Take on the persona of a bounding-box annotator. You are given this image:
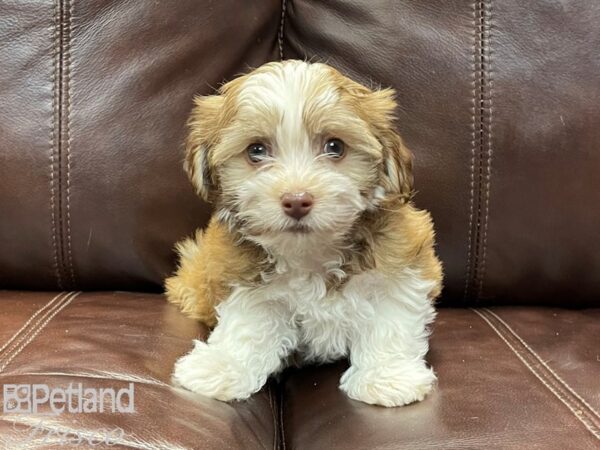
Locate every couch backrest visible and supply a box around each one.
[1,0,599,307]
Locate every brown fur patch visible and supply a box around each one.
[368,203,443,299]
[325,201,443,300]
[164,218,265,326]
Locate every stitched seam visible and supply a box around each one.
[0,292,80,373]
[57,0,67,287]
[472,309,600,439]
[484,310,600,428]
[465,0,491,303]
[477,1,493,299]
[485,309,600,420]
[463,0,479,303]
[475,309,600,439]
[480,309,600,436]
[0,292,77,372]
[0,292,78,373]
[472,0,487,302]
[0,293,66,356]
[278,0,287,60]
[49,0,63,289]
[0,295,72,367]
[64,0,76,287]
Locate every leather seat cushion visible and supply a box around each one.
[0,291,277,449]
[0,291,597,449]
[280,307,600,450]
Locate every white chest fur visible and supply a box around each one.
[254,266,437,365]
[174,262,438,407]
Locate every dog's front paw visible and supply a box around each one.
[339,361,436,407]
[172,340,261,401]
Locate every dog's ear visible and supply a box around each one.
[184,95,224,202]
[379,121,414,203]
[362,88,414,202]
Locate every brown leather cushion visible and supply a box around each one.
[285,0,600,306]
[2,1,600,306]
[281,307,600,450]
[0,291,277,449]
[0,0,280,291]
[1,291,597,448]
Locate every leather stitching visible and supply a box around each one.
[0,292,80,373]
[485,309,600,420]
[0,292,78,373]
[474,308,600,439]
[472,308,600,440]
[0,293,65,357]
[473,0,486,300]
[463,0,478,303]
[464,0,492,303]
[50,0,63,289]
[473,0,485,297]
[64,0,76,287]
[50,0,77,289]
[472,0,486,302]
[477,1,493,299]
[278,0,287,60]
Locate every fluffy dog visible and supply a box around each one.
[165,60,443,407]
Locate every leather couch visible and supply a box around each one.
[1,1,598,448]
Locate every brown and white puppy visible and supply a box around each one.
[165,60,442,407]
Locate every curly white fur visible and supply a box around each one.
[173,263,437,407]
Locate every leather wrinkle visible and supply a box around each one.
[0,371,170,386]
[279,379,286,450]
[268,383,277,450]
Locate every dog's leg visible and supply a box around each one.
[339,273,437,407]
[172,285,297,401]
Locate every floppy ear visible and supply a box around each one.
[184,95,224,202]
[361,88,414,202]
[379,125,414,202]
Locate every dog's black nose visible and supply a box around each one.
[281,192,314,220]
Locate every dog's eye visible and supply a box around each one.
[323,138,345,159]
[246,143,269,163]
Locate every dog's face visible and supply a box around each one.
[185,61,413,249]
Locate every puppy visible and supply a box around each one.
[165,60,443,407]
